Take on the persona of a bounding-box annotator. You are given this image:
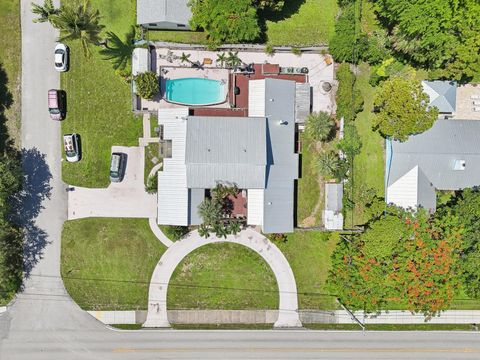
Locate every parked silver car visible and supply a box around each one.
[110,152,126,182]
[63,133,81,162]
[54,43,69,72]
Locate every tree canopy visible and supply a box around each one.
[374,0,480,80]
[373,76,438,141]
[327,207,462,317]
[305,111,334,142]
[189,0,261,45]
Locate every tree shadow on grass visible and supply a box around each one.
[10,148,53,277]
[257,0,307,43]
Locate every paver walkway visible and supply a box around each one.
[143,228,302,328]
[68,146,156,219]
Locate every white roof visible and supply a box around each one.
[157,108,190,225]
[247,189,264,226]
[132,48,150,76]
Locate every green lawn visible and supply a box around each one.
[146,30,208,44]
[277,231,339,310]
[61,0,142,188]
[61,218,165,310]
[0,0,21,148]
[297,135,321,226]
[168,243,278,310]
[264,0,338,46]
[346,63,385,227]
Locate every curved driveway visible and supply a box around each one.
[143,228,302,328]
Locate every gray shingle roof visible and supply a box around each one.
[137,0,191,26]
[422,80,457,114]
[389,119,480,191]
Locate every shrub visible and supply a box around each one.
[160,225,189,241]
[337,123,362,158]
[265,43,275,55]
[335,64,363,123]
[267,233,287,242]
[145,174,158,194]
[134,71,159,100]
[291,47,301,56]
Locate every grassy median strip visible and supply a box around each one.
[168,243,279,310]
[61,218,165,310]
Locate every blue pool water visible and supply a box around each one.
[164,77,225,105]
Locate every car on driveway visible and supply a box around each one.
[110,152,126,182]
[48,89,65,120]
[63,133,81,162]
[54,43,69,72]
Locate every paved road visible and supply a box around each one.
[0,1,479,359]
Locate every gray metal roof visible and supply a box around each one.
[189,188,204,225]
[295,83,311,123]
[185,116,267,189]
[262,78,299,233]
[389,119,480,190]
[325,183,343,212]
[417,167,436,212]
[422,80,457,114]
[137,0,191,26]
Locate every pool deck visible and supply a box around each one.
[146,47,335,115]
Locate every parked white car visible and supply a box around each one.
[63,133,81,162]
[54,43,69,72]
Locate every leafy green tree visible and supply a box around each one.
[373,76,438,141]
[31,0,58,23]
[305,112,334,142]
[189,0,260,45]
[253,0,284,10]
[99,26,136,71]
[337,123,362,158]
[335,64,363,123]
[134,71,159,100]
[51,0,104,57]
[327,207,462,317]
[329,4,359,63]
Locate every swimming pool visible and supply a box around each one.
[164,77,226,106]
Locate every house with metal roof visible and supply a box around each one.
[137,0,192,30]
[156,78,299,233]
[422,80,457,118]
[386,119,480,212]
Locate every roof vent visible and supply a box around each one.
[453,159,466,171]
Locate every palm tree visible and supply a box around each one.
[317,151,340,180]
[99,26,136,70]
[51,0,104,57]
[179,52,192,65]
[214,223,228,239]
[226,51,242,68]
[197,198,222,226]
[216,52,227,68]
[227,220,241,235]
[31,0,58,23]
[306,112,335,142]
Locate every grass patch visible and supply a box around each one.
[0,0,21,148]
[277,231,339,310]
[345,63,385,227]
[111,324,144,330]
[168,243,278,310]
[146,30,208,44]
[61,218,165,310]
[172,324,274,330]
[306,323,478,331]
[297,135,321,226]
[264,0,338,46]
[144,142,161,184]
[61,0,142,188]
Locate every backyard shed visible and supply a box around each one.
[323,183,344,230]
[137,0,192,30]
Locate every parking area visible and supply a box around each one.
[67,146,157,220]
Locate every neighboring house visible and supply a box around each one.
[422,80,457,118]
[386,119,480,212]
[323,183,343,230]
[137,0,192,30]
[157,78,299,233]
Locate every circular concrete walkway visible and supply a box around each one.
[143,228,302,328]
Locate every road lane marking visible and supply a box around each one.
[113,347,480,353]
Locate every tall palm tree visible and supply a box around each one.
[226,51,242,68]
[31,0,58,23]
[216,52,227,68]
[179,52,192,65]
[51,0,104,57]
[306,111,334,142]
[99,26,136,70]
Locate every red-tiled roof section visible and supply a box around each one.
[191,107,248,117]
[228,192,247,218]
[262,63,280,74]
[232,64,307,109]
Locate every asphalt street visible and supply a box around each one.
[0,1,478,359]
